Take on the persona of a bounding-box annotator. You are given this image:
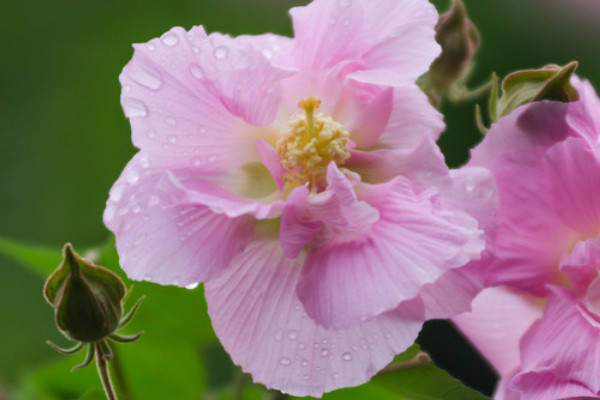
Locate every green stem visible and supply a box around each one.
[95,342,118,400]
[233,370,246,400]
[110,346,133,400]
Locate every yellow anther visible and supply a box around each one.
[276,97,350,191]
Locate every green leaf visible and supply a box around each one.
[0,237,62,277]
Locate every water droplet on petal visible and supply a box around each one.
[161,33,179,46]
[214,46,228,59]
[126,168,139,184]
[288,330,298,340]
[339,0,351,6]
[342,352,353,361]
[165,117,177,126]
[262,48,273,59]
[146,43,156,51]
[298,342,306,349]
[123,85,132,92]
[147,129,156,138]
[301,359,309,367]
[186,282,199,290]
[192,46,200,53]
[122,98,148,117]
[110,184,126,202]
[465,176,475,192]
[139,155,150,168]
[190,64,204,79]
[302,374,309,380]
[192,156,204,167]
[148,195,160,207]
[207,155,217,163]
[280,357,291,366]
[128,63,162,90]
[320,349,329,357]
[104,205,116,222]
[274,329,284,341]
[168,135,177,144]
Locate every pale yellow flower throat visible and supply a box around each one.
[276,97,350,191]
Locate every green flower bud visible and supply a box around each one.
[430,0,480,89]
[44,243,126,342]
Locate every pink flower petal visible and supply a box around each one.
[205,238,423,397]
[289,0,439,86]
[506,288,600,399]
[120,26,292,172]
[297,175,484,329]
[103,153,253,286]
[280,186,322,258]
[568,76,600,145]
[452,287,544,377]
[544,137,600,237]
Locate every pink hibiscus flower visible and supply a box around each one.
[105,0,491,395]
[454,77,600,399]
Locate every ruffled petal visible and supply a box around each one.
[289,0,439,85]
[506,288,600,399]
[205,238,423,397]
[544,137,600,237]
[120,26,292,172]
[469,101,574,167]
[297,175,484,329]
[103,153,253,286]
[345,84,443,150]
[452,287,544,377]
[568,76,600,145]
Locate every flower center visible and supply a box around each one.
[276,97,350,190]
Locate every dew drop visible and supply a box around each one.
[207,155,217,163]
[262,48,273,59]
[139,155,150,168]
[214,46,229,59]
[302,374,309,380]
[168,135,177,144]
[301,359,309,367]
[280,357,291,366]
[274,329,284,341]
[320,349,329,357]
[104,205,116,222]
[192,156,204,167]
[147,129,156,138]
[189,64,204,79]
[298,342,306,349]
[192,46,200,53]
[122,97,148,117]
[288,330,298,340]
[128,63,162,90]
[161,33,179,47]
[465,176,475,192]
[126,168,140,184]
[123,85,132,92]
[342,352,353,361]
[165,117,177,126]
[146,43,156,51]
[109,184,126,202]
[186,282,199,290]
[134,234,146,246]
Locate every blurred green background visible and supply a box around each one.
[1,0,598,398]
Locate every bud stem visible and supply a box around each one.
[96,342,118,400]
